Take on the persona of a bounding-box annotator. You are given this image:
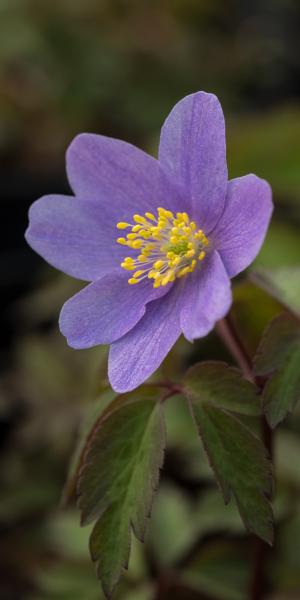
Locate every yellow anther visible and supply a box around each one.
[154,260,164,270]
[133,270,146,278]
[158,219,167,228]
[153,277,163,288]
[121,262,135,271]
[152,231,162,240]
[117,206,208,288]
[185,249,195,259]
[149,271,157,279]
[177,266,190,278]
[131,240,143,249]
[162,270,175,286]
[117,237,128,245]
[139,229,151,238]
[133,214,147,224]
[117,222,131,229]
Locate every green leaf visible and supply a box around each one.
[251,267,300,317]
[77,387,166,597]
[254,313,300,428]
[62,389,116,506]
[183,361,262,416]
[182,362,273,544]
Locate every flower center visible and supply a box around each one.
[116,207,209,288]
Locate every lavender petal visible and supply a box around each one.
[180,251,232,341]
[212,175,273,277]
[159,91,227,232]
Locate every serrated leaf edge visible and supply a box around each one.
[183,360,262,417]
[253,312,300,428]
[186,394,274,543]
[78,397,166,598]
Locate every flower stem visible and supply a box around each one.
[217,314,273,600]
[216,314,254,382]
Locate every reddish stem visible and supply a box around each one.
[216,314,254,382]
[217,314,273,600]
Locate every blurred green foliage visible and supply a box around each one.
[1,0,300,598]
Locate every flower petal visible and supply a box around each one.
[158,91,228,231]
[180,251,232,341]
[108,283,184,392]
[66,133,185,218]
[25,194,126,281]
[59,275,168,348]
[212,175,273,278]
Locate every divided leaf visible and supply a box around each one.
[182,362,273,544]
[77,387,166,597]
[182,361,262,416]
[62,389,116,506]
[254,313,300,428]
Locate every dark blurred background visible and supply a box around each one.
[1,1,300,599]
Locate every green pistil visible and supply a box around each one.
[163,241,189,255]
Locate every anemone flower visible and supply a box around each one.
[25,91,273,392]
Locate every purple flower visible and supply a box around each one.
[25,92,273,392]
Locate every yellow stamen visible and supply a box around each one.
[145,212,156,220]
[133,214,147,225]
[133,270,146,278]
[154,260,164,270]
[117,237,127,245]
[121,262,135,271]
[117,222,131,229]
[153,277,163,288]
[117,207,209,288]
[131,240,143,249]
